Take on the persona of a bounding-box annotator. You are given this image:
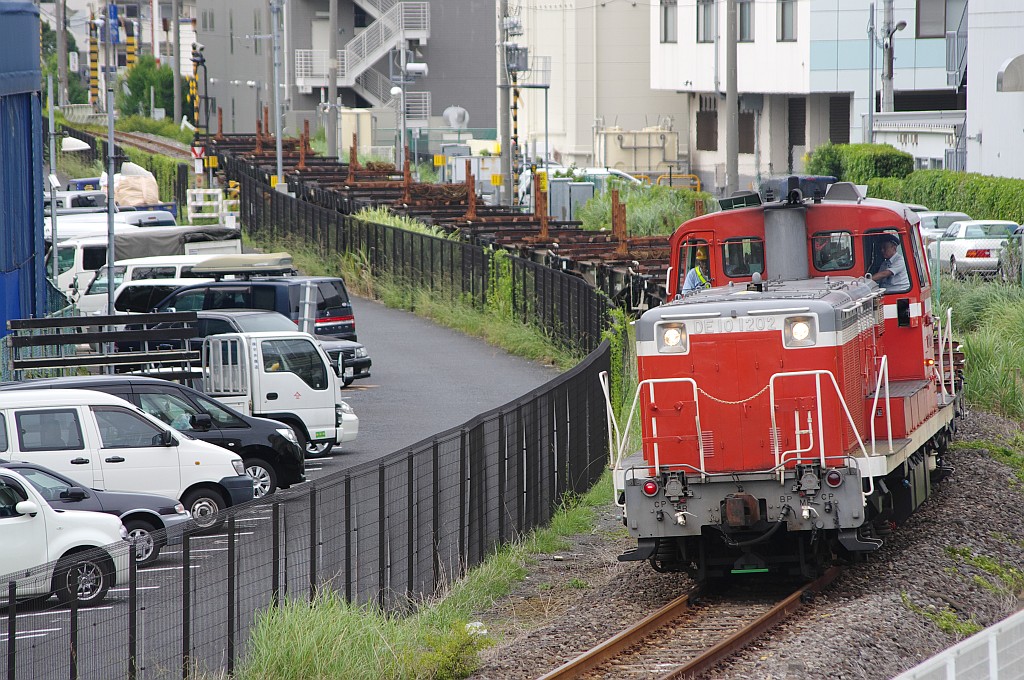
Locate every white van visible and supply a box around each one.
[78,266,216,316]
[44,213,137,243]
[0,467,131,606]
[0,390,254,526]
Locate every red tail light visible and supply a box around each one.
[825,470,843,488]
[642,480,659,497]
[965,249,991,258]
[316,315,354,324]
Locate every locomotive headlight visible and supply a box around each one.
[657,322,688,354]
[784,316,817,347]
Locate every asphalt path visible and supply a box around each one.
[3,293,563,679]
[303,294,561,478]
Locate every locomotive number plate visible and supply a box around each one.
[689,317,778,334]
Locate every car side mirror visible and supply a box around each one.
[190,413,214,431]
[153,430,177,446]
[59,487,88,501]
[15,500,40,516]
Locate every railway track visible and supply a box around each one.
[114,130,193,159]
[539,567,840,680]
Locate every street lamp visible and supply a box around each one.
[390,85,405,167]
[866,3,906,141]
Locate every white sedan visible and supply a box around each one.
[926,220,1020,277]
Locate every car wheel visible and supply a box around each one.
[245,458,278,498]
[182,488,226,530]
[293,424,332,458]
[54,552,113,606]
[123,519,161,566]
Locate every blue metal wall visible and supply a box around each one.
[0,2,45,334]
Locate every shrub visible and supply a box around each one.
[805,142,912,183]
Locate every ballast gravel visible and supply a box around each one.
[471,408,1024,679]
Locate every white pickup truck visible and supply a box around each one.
[202,331,358,457]
[0,467,131,606]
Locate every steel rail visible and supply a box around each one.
[539,566,840,680]
[661,566,842,679]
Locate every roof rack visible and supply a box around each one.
[189,252,296,278]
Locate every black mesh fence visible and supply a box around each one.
[2,345,608,679]
[4,155,612,679]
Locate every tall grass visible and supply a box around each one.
[934,276,1024,418]
[574,183,716,236]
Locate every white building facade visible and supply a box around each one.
[651,0,964,194]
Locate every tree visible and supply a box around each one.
[41,21,88,105]
[117,55,175,116]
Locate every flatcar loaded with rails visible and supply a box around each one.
[606,179,964,582]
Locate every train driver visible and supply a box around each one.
[869,233,910,291]
[682,246,712,292]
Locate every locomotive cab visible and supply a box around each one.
[609,183,962,582]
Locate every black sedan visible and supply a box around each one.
[0,461,191,566]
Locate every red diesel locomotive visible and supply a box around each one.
[608,180,962,581]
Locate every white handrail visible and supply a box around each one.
[868,355,893,456]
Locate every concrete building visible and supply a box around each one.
[651,0,968,195]
[193,0,496,153]
[515,1,690,171]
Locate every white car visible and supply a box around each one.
[78,277,214,317]
[926,219,1020,277]
[0,389,255,527]
[0,467,130,606]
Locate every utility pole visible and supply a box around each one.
[881,0,894,113]
[866,2,875,142]
[172,0,181,123]
[271,0,284,188]
[326,0,338,158]
[724,0,738,196]
[56,0,68,105]
[499,0,511,206]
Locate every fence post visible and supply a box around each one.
[226,516,236,675]
[309,486,318,603]
[344,476,353,602]
[128,549,138,680]
[431,439,440,591]
[181,532,191,680]
[69,580,78,680]
[378,464,386,609]
[271,502,280,607]
[459,429,467,577]
[406,454,414,598]
[498,412,507,546]
[7,581,16,680]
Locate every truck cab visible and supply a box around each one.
[202,331,358,456]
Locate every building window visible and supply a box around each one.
[697,0,715,43]
[738,0,753,42]
[917,0,944,38]
[739,111,755,153]
[828,95,851,144]
[354,7,369,28]
[696,95,718,151]
[777,0,796,41]
[661,0,678,44]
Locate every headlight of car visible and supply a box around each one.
[160,503,188,516]
[119,523,129,541]
[656,322,688,354]
[232,458,246,475]
[276,427,299,445]
[355,347,368,358]
[337,401,355,415]
[784,316,817,347]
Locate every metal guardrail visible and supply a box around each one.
[893,608,1024,680]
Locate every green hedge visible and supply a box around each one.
[867,169,1024,223]
[806,142,913,184]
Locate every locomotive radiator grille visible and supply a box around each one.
[700,430,715,458]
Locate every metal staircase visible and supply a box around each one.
[295,2,429,93]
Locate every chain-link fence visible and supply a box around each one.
[924,227,1024,304]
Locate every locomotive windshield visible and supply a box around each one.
[811,231,854,272]
[720,237,764,277]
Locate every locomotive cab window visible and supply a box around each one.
[720,237,764,277]
[678,239,711,292]
[811,231,854,272]
[865,230,911,294]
